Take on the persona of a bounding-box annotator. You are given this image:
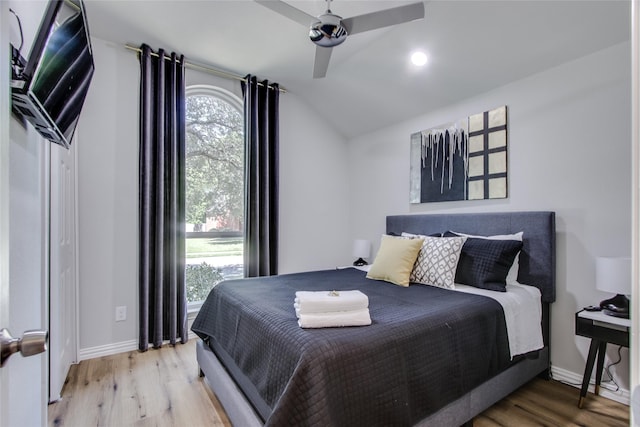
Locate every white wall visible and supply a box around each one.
[279,91,351,273]
[347,41,632,401]
[76,38,139,351]
[76,37,350,352]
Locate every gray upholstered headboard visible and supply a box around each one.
[386,211,556,303]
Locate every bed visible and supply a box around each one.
[192,211,556,426]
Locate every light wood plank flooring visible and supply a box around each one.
[49,340,629,426]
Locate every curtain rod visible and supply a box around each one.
[124,44,286,93]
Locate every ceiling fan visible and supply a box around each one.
[255,0,425,78]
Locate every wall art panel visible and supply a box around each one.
[410,106,508,203]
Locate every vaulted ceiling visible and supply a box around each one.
[84,0,630,139]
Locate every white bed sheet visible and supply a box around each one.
[453,282,544,358]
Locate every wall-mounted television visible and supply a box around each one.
[10,0,95,149]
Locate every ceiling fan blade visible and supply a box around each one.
[342,2,425,35]
[254,0,316,27]
[313,46,333,79]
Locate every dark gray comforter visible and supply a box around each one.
[192,268,511,427]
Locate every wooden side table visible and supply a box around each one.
[575,309,630,408]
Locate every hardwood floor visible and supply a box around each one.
[49,340,629,426]
[49,340,231,427]
[474,377,629,427]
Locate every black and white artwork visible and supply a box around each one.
[410,106,508,203]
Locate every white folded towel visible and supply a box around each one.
[294,290,369,314]
[297,308,372,329]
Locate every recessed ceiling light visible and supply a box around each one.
[411,51,428,66]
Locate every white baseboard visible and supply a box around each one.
[78,339,138,361]
[551,365,630,406]
[78,332,199,361]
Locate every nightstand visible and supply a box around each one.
[575,309,630,408]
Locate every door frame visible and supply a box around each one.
[48,134,80,402]
[73,135,80,366]
[631,2,639,424]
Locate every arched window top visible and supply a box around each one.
[186,84,242,113]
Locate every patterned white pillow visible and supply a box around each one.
[407,235,466,289]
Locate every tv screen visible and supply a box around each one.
[10,0,94,148]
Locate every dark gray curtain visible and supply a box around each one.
[242,75,279,277]
[138,44,187,351]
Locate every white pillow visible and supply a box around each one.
[448,230,523,284]
[401,231,442,238]
[402,233,466,289]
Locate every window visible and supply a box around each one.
[185,85,244,305]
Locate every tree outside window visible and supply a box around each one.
[185,86,244,304]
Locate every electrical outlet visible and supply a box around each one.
[115,306,127,322]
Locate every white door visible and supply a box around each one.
[49,138,78,402]
[1,2,48,426]
[1,6,9,425]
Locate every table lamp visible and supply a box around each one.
[596,256,631,318]
[352,239,371,266]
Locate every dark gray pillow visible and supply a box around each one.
[444,232,523,292]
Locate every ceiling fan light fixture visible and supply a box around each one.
[411,51,428,66]
[309,13,348,47]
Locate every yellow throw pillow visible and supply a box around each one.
[366,235,424,287]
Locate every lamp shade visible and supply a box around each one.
[596,257,631,295]
[352,239,371,259]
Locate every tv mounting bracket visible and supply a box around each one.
[10,44,27,89]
